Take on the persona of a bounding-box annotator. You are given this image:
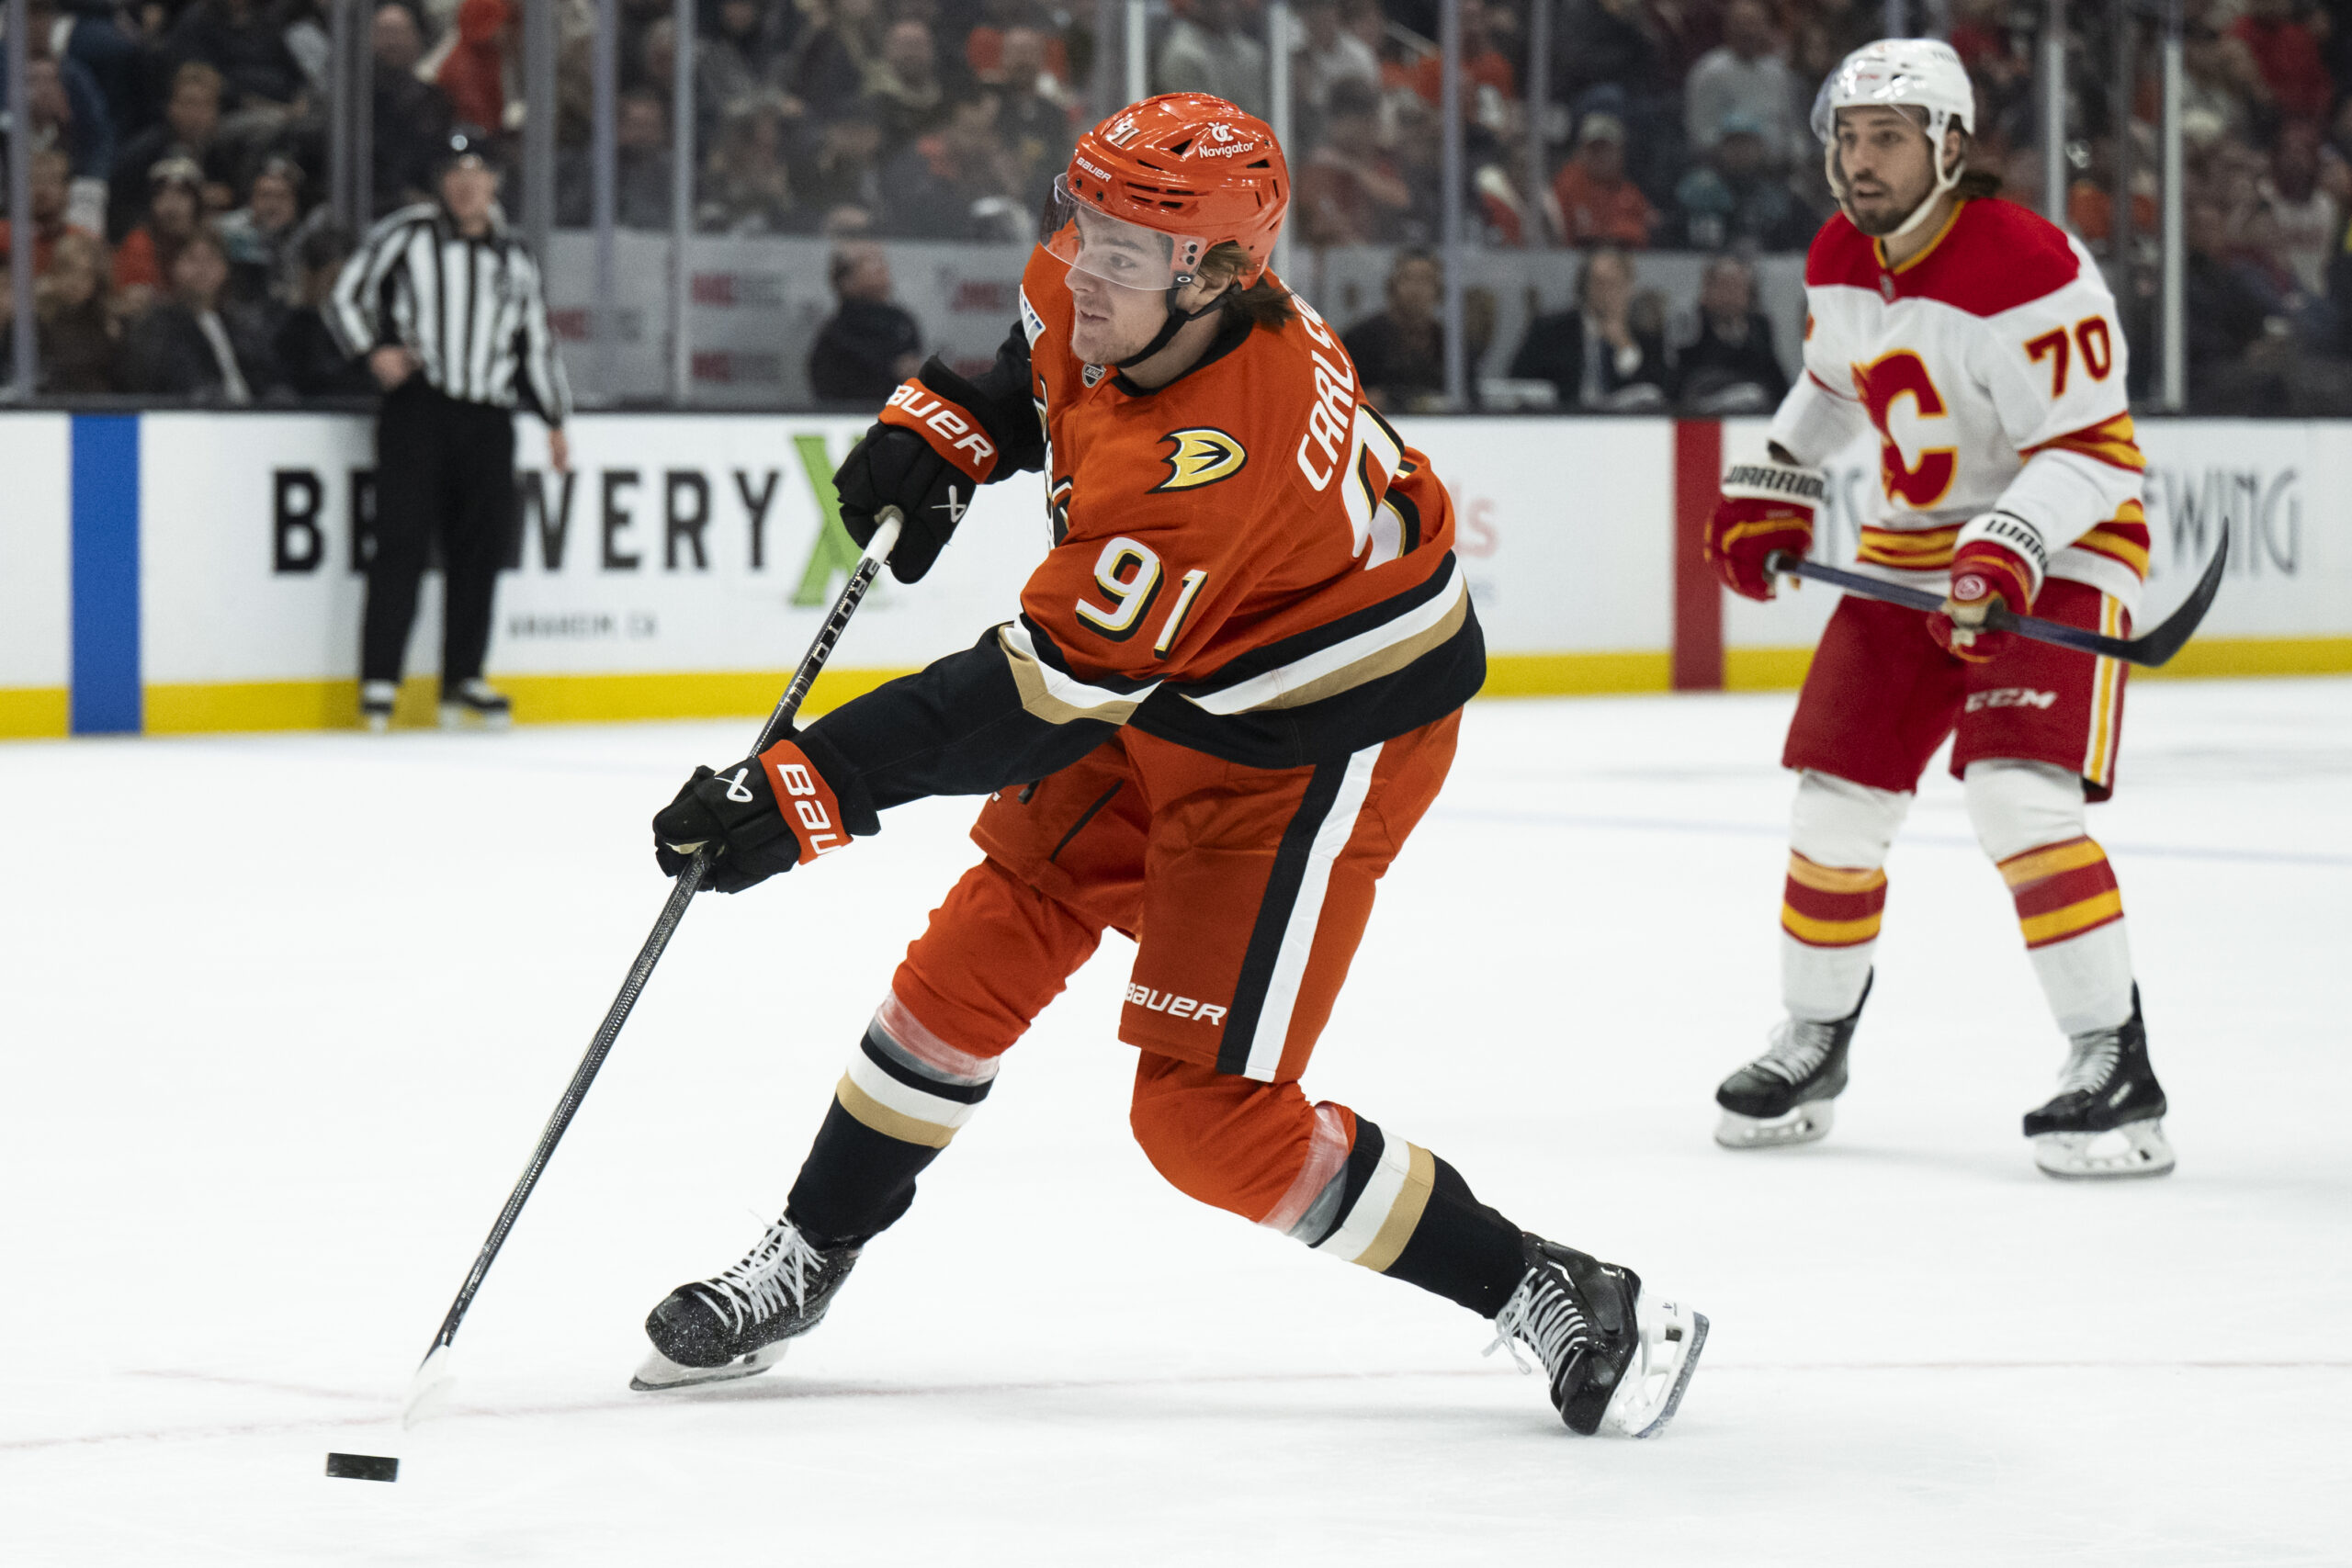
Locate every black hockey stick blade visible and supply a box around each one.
[1765,530,2229,670]
[400,511,904,1428]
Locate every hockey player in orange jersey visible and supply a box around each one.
[1706,40,2174,1179]
[628,95,1705,1434]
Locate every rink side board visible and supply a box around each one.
[1,412,2346,739]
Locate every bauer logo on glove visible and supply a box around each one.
[652,738,860,893]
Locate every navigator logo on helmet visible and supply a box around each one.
[1042,92,1291,365]
[1813,39,1974,239]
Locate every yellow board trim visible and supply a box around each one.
[2019,888,2125,946]
[0,686,70,739]
[1481,651,1670,695]
[16,637,2352,739]
[139,667,918,734]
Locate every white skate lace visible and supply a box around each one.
[2055,1028,2123,1097]
[1483,1264,1591,1382]
[1749,1017,1838,1086]
[696,1222,823,1334]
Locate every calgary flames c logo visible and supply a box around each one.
[1155,428,1248,491]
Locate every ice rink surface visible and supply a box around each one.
[6,678,2348,1565]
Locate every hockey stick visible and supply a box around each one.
[401,511,902,1427]
[1765,530,2229,670]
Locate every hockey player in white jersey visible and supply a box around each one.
[1704,39,2173,1179]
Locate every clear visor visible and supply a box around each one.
[1041,175,1206,291]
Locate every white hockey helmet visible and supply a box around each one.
[1812,39,1976,238]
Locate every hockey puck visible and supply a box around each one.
[324,1451,399,1483]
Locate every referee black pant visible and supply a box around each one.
[361,378,517,689]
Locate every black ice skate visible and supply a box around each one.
[2024,986,2174,1180]
[360,680,397,734]
[631,1217,864,1391]
[1485,1235,1707,1438]
[438,679,513,731]
[1714,973,1871,1149]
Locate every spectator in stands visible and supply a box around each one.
[1552,111,1654,248]
[807,240,922,402]
[7,52,115,191]
[559,91,675,228]
[2185,196,2280,410]
[1293,0,1379,124]
[108,62,236,240]
[867,18,948,152]
[1157,0,1272,120]
[119,227,273,403]
[699,0,801,130]
[217,156,309,309]
[1295,77,1410,246]
[1670,113,1815,251]
[2183,18,2267,150]
[1343,248,1450,411]
[702,99,803,233]
[34,231,122,393]
[437,0,514,133]
[273,223,376,398]
[114,157,208,312]
[793,103,888,231]
[2262,123,2338,294]
[1673,254,1789,412]
[1411,0,1515,107]
[170,0,309,114]
[880,87,1023,240]
[2233,0,2333,126]
[1508,246,1670,410]
[372,4,456,216]
[790,0,887,124]
[995,28,1077,209]
[0,150,91,278]
[1683,0,1800,171]
[969,0,1073,97]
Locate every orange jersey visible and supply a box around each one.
[1001,247,1483,767]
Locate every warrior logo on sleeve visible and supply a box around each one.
[1154,428,1249,491]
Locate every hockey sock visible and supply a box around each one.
[785,992,1001,1246]
[1781,770,1907,1022]
[1998,836,2135,1035]
[1780,852,1886,1021]
[1272,1113,1526,1318]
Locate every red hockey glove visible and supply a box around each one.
[1707,455,1825,601]
[652,738,854,893]
[1930,525,2041,663]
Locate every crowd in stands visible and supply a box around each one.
[6,0,2352,410]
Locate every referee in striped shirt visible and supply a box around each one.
[330,128,572,732]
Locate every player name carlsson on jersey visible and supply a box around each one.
[1777,197,2150,615]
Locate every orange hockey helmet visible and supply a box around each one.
[1045,93,1290,291]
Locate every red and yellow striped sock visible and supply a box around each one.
[1999,836,2123,948]
[1781,852,1888,948]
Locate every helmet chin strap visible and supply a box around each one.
[1115,277,1227,369]
[1826,115,1967,242]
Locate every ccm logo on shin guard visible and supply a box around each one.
[1126,984,1227,1025]
[1965,687,2058,712]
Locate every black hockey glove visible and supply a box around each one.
[831,424,967,585]
[652,738,855,894]
[835,370,1001,584]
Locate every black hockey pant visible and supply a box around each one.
[361,380,517,689]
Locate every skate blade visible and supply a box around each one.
[1715,1099,1834,1149]
[1598,1292,1709,1439]
[2032,1120,2176,1180]
[629,1340,790,1393]
[438,705,513,732]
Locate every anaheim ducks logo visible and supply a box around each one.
[1155,428,1248,491]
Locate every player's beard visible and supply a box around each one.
[1838,149,1939,237]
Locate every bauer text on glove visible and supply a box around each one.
[651,739,862,894]
[831,366,1003,583]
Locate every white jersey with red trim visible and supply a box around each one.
[1767,197,2150,614]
